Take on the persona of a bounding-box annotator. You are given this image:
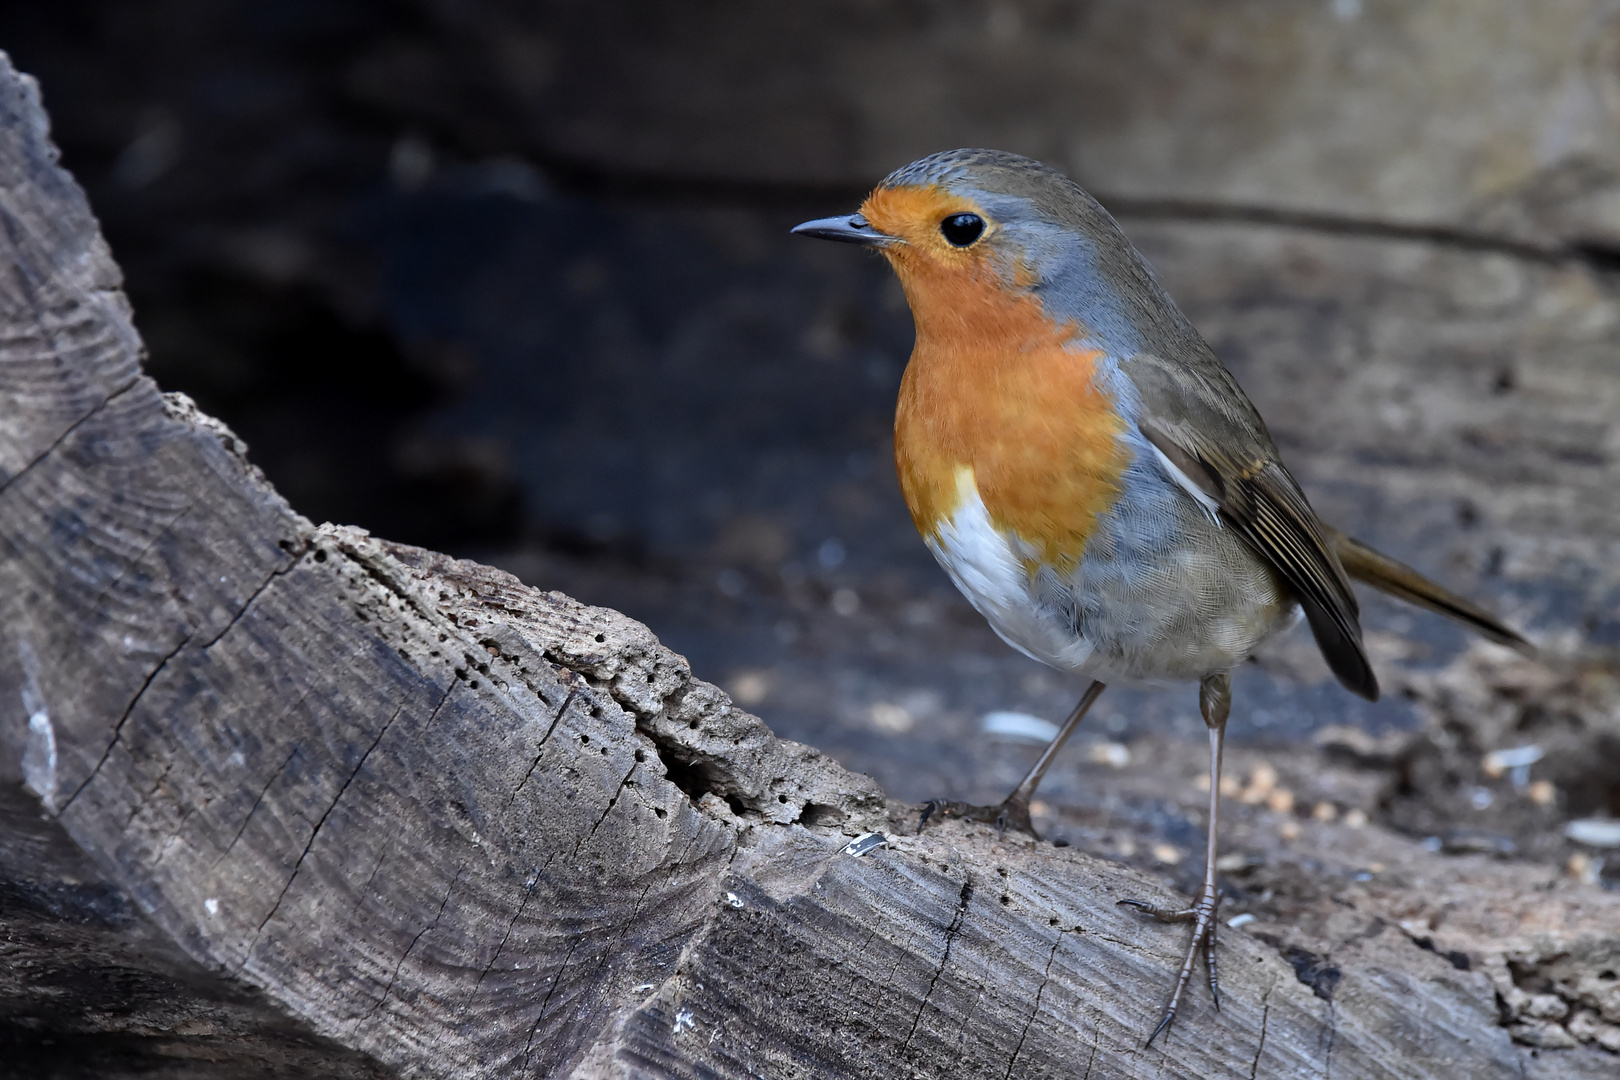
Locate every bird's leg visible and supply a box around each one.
[990,679,1107,834]
[919,681,1106,837]
[1119,671,1230,1046]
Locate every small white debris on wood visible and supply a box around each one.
[1569,1009,1620,1052]
[1086,741,1130,767]
[980,711,1058,743]
[19,639,56,806]
[1567,852,1604,885]
[1507,1019,1579,1049]
[1521,993,1568,1021]
[1481,744,1542,789]
[1237,762,1278,805]
[1151,843,1182,864]
[1566,819,1620,848]
[842,832,888,857]
[868,702,914,733]
[728,670,771,707]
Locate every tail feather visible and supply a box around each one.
[1323,525,1532,653]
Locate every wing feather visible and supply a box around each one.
[1128,353,1378,700]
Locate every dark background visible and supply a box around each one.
[4,0,1618,819]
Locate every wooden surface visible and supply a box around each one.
[2,49,1619,1080]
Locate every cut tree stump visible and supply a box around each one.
[1,51,1617,1080]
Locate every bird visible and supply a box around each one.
[792,148,1529,1045]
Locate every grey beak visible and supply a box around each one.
[790,213,897,246]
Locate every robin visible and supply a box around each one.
[793,148,1528,1044]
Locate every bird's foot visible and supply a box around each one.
[917,795,1037,838]
[1118,884,1222,1047]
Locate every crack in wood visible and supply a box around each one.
[362,857,470,1032]
[902,876,973,1054]
[337,540,447,631]
[1249,983,1272,1080]
[1324,996,1337,1080]
[0,374,137,499]
[465,853,554,1012]
[122,758,173,831]
[347,846,391,928]
[58,629,191,815]
[622,864,660,928]
[573,759,642,860]
[521,935,583,1078]
[509,684,581,806]
[60,545,305,817]
[842,924,884,1013]
[82,496,200,617]
[244,691,426,964]
[205,679,326,869]
[1003,930,1064,1080]
[659,830,705,896]
[197,549,305,649]
[218,743,303,863]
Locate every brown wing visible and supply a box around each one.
[1125,352,1378,701]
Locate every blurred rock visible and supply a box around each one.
[406,0,1620,246]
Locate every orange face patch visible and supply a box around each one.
[866,183,1129,572]
[862,184,996,267]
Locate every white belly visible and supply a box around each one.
[926,465,1298,685]
[925,475,1098,671]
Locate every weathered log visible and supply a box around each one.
[2,52,1618,1080]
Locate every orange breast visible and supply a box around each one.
[868,191,1129,572]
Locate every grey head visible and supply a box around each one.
[797,148,1210,362]
[896,149,1212,360]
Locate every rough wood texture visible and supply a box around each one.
[2,51,1618,1080]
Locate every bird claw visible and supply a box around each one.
[1145,1009,1176,1049]
[916,796,1038,838]
[917,799,940,833]
[1116,898,1198,924]
[1121,887,1223,1047]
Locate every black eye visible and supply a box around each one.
[940,213,985,247]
